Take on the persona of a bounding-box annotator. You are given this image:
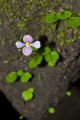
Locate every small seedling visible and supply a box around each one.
[44,51,59,67]
[5,71,17,83]
[66,91,72,96]
[20,72,32,83]
[22,88,34,101]
[48,107,56,114]
[19,115,24,120]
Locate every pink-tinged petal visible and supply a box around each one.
[15,41,25,48]
[23,35,33,43]
[22,46,32,56]
[30,41,41,49]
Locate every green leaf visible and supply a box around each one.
[48,61,56,67]
[67,17,80,28]
[56,10,72,20]
[6,71,17,83]
[44,54,52,62]
[17,70,24,76]
[51,51,59,61]
[28,88,34,92]
[63,10,72,18]
[59,10,72,19]
[20,72,32,83]
[43,46,51,55]
[28,55,43,68]
[44,13,58,24]
[22,88,34,101]
[56,12,64,19]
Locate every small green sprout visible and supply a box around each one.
[48,107,56,114]
[5,71,17,83]
[19,115,24,120]
[22,88,34,101]
[20,72,32,83]
[28,55,43,68]
[68,17,80,28]
[66,91,72,96]
[44,51,59,67]
[17,70,24,76]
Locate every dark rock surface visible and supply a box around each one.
[0,0,80,120]
[1,79,80,120]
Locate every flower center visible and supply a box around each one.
[25,42,30,46]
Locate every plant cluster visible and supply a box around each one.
[22,88,34,101]
[44,10,80,28]
[28,46,59,68]
[43,47,59,67]
[6,70,32,83]
[6,43,59,102]
[5,70,34,101]
[5,9,77,112]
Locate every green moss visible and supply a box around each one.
[59,30,65,42]
[57,29,76,46]
[22,88,34,101]
[17,21,26,30]
[16,17,31,30]
[20,72,32,83]
[6,71,17,83]
[57,30,65,46]
[65,39,75,45]
[40,0,49,9]
[0,18,2,25]
[12,0,18,4]
[77,12,80,16]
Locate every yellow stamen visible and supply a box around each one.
[26,42,30,46]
